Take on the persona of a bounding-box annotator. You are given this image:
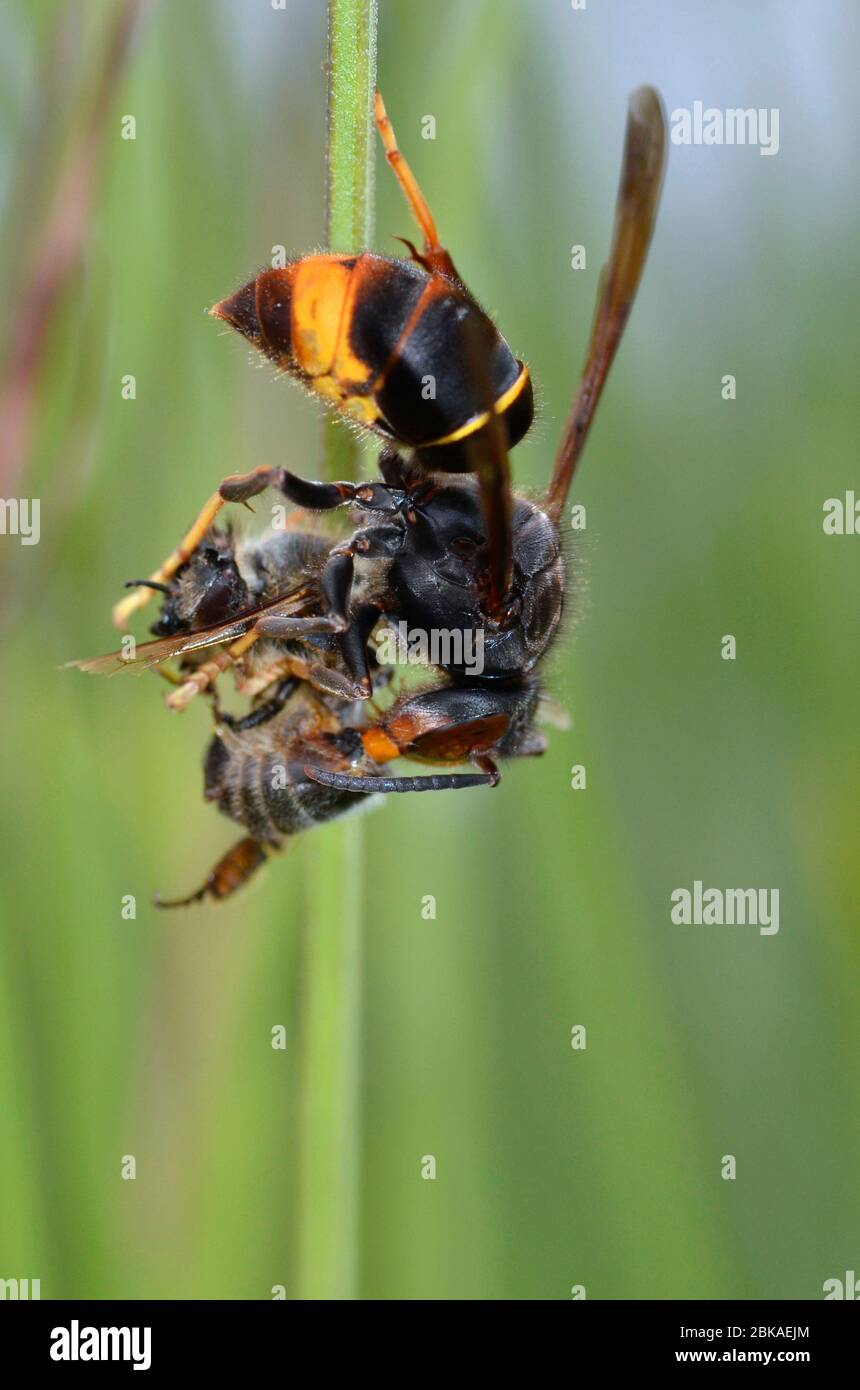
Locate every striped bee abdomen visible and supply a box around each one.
[203,720,373,848]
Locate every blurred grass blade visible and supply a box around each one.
[295,0,378,1301]
[0,0,144,497]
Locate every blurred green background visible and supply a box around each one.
[1,0,858,1300]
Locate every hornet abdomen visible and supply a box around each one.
[211,252,533,469]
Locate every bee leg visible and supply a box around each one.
[154,836,269,908]
[373,90,460,282]
[151,663,186,688]
[233,650,337,701]
[112,466,277,630]
[166,629,261,712]
[237,636,368,701]
[217,677,299,733]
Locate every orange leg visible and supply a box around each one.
[234,648,372,703]
[166,628,368,713]
[112,466,278,631]
[374,89,459,281]
[112,491,225,630]
[166,629,261,712]
[234,650,309,700]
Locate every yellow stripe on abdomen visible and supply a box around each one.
[422,363,532,448]
[290,256,353,378]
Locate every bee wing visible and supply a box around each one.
[66,585,317,676]
[545,86,667,522]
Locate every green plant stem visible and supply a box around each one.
[322,0,378,481]
[295,0,378,1302]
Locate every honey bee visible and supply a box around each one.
[156,679,380,905]
[115,522,372,711]
[157,671,512,906]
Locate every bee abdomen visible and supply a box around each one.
[204,736,282,846]
[264,762,364,837]
[205,729,368,845]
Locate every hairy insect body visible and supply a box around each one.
[152,528,331,638]
[213,253,533,470]
[204,696,379,849]
[388,482,565,678]
[75,87,666,904]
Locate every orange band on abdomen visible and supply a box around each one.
[290,255,354,378]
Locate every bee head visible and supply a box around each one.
[150,533,250,637]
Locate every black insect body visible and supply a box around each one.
[72,87,667,901]
[73,465,563,703]
[110,90,534,633]
[366,479,566,680]
[74,523,380,709]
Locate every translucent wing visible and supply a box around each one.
[66,585,317,676]
[444,309,515,616]
[545,86,667,522]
